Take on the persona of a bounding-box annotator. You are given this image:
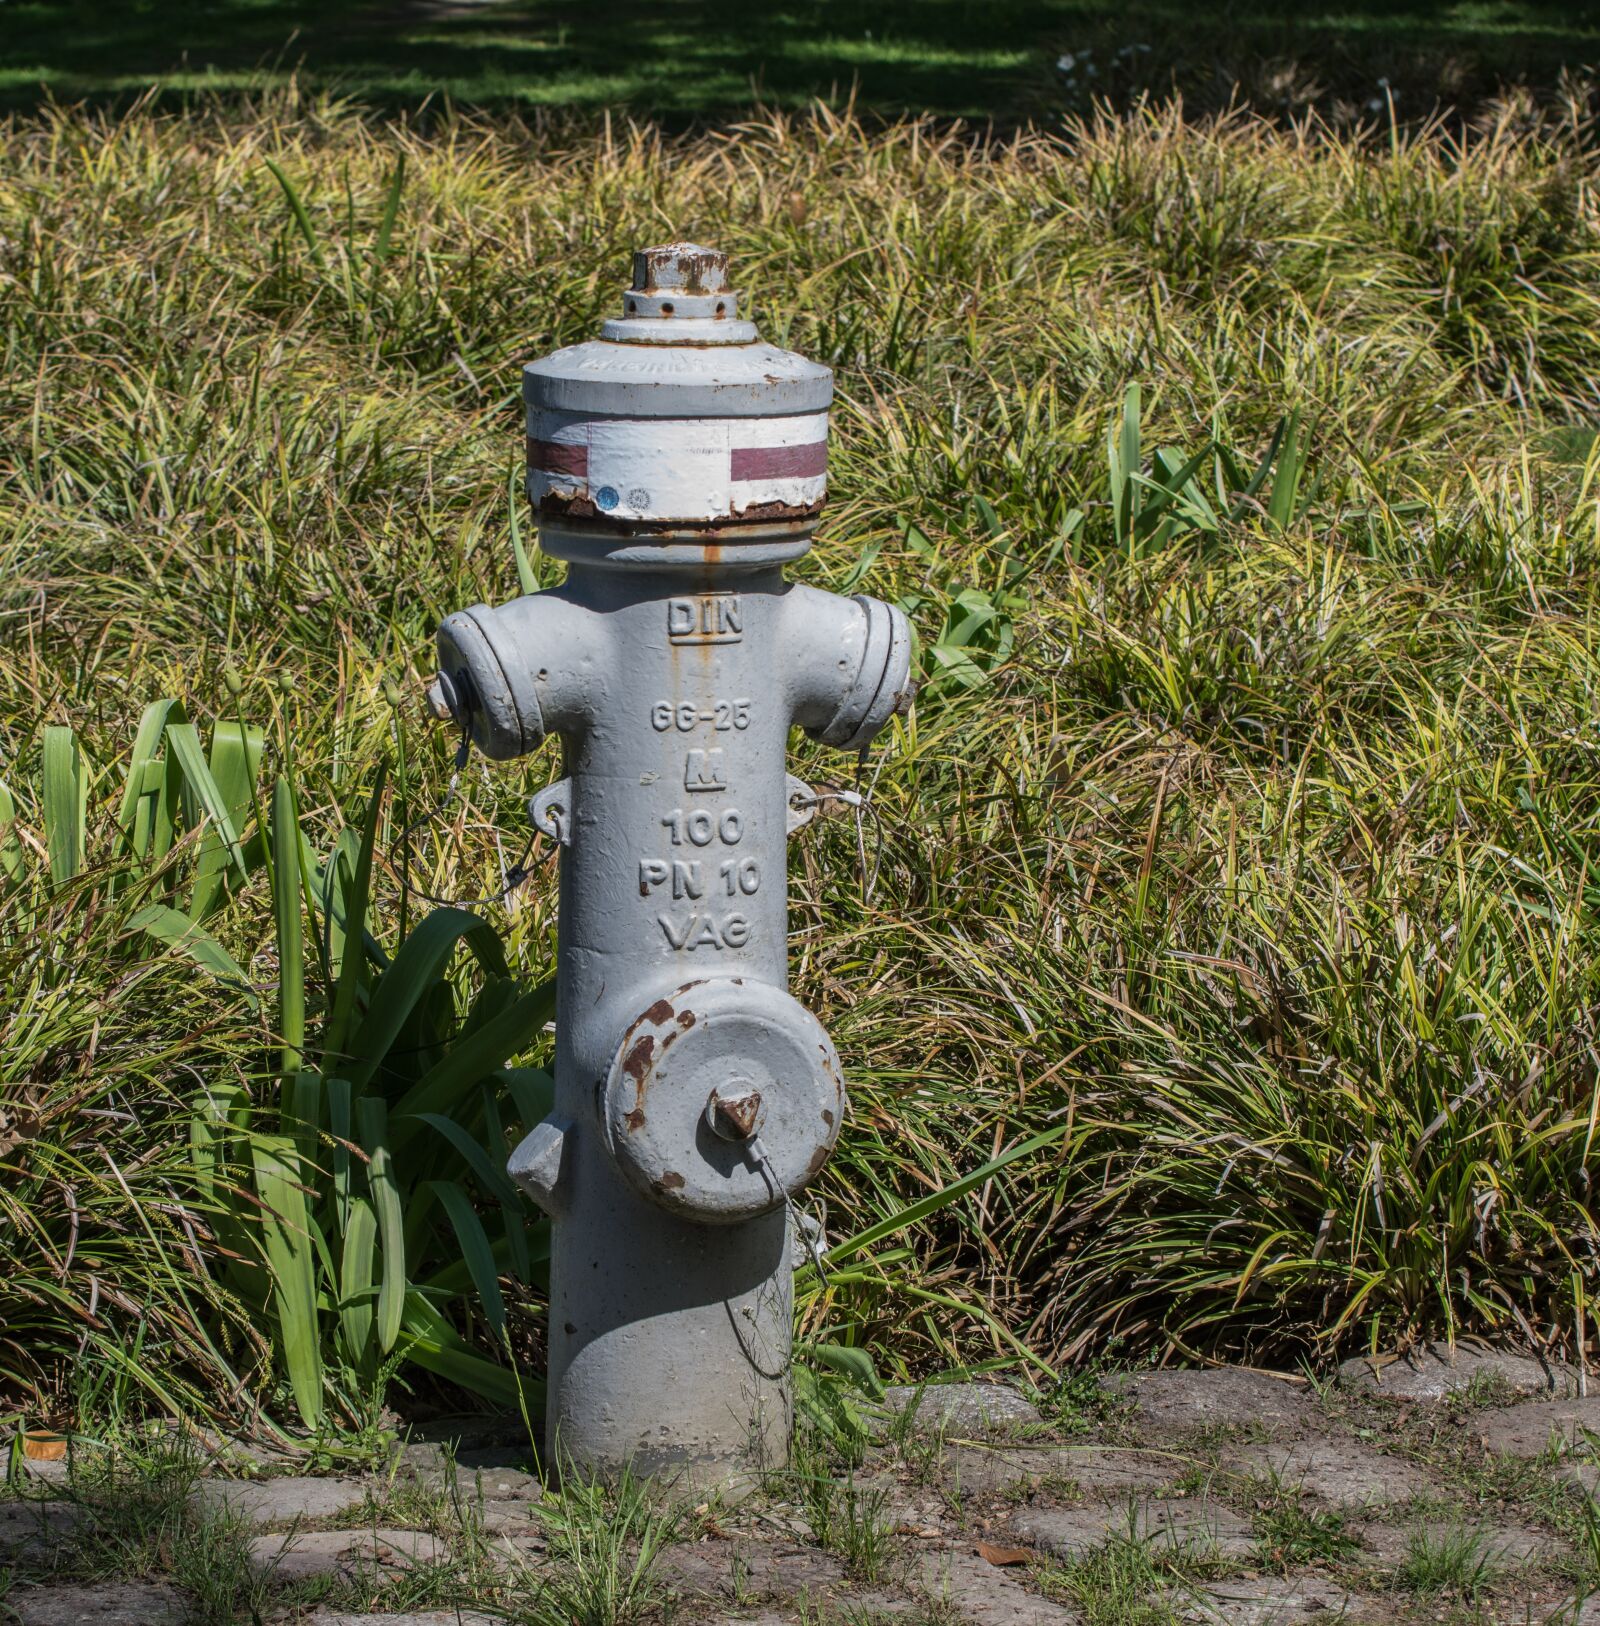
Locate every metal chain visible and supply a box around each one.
[788,775,886,903]
[745,1132,832,1284]
[392,717,540,910]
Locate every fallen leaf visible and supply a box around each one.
[895,1523,944,1540]
[23,1434,66,1461]
[975,1540,1032,1567]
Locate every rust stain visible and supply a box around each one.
[534,492,823,533]
[676,1009,696,1029]
[643,998,675,1025]
[656,1171,685,1192]
[539,490,598,520]
[821,1109,835,1128]
[806,1144,831,1177]
[681,249,724,294]
[729,496,825,524]
[621,1034,656,1083]
[624,1107,646,1132]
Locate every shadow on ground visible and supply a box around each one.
[3,0,1600,122]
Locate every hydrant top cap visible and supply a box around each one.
[632,244,728,294]
[522,242,832,416]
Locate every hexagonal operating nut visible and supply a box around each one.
[707,1086,763,1142]
[631,243,728,295]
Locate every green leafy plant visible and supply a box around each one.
[189,765,553,1428]
[1105,382,1312,557]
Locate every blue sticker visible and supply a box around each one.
[596,485,619,511]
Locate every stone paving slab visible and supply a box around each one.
[1101,1368,1315,1436]
[446,1464,541,1501]
[1349,1514,1551,1570]
[192,1473,372,1526]
[301,1615,499,1625]
[477,1498,541,1534]
[246,1526,448,1584]
[1474,1397,1600,1459]
[7,1581,188,1625]
[656,1536,847,1601]
[1012,1497,1255,1561]
[946,1442,1186,1497]
[919,1544,1082,1625]
[1180,1575,1368,1624]
[883,1382,1042,1438]
[1219,1436,1432,1508]
[1338,1344,1577,1401]
[0,1499,82,1563]
[400,1441,541,1502]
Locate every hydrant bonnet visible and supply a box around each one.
[523,243,833,536]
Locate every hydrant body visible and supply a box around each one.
[431,247,911,1486]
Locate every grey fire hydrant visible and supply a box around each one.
[427,244,912,1487]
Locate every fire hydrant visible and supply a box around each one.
[428,244,912,1486]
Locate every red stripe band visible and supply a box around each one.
[731,441,827,481]
[527,436,588,477]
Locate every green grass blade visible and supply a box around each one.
[373,151,405,265]
[325,767,385,1068]
[501,1067,556,1129]
[338,1195,377,1372]
[115,698,182,857]
[265,158,327,270]
[188,720,263,920]
[326,1074,353,1232]
[128,903,259,1011]
[344,907,511,1090]
[167,723,247,881]
[251,1133,324,1427]
[429,1179,506,1335]
[0,780,22,883]
[1266,409,1307,530]
[359,1097,405,1355]
[809,1124,1072,1276]
[389,981,556,1128]
[41,725,83,886]
[271,776,305,1082]
[400,1289,528,1407]
[405,1110,522,1206]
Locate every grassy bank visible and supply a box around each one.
[5,85,1600,1428]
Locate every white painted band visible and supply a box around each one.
[525,410,829,522]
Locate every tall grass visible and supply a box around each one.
[5,85,1600,1421]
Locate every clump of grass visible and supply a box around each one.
[790,1430,899,1583]
[1037,1510,1220,1626]
[527,1458,679,1626]
[1246,1476,1358,1572]
[1395,1522,1505,1600]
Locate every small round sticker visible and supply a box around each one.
[628,487,650,509]
[595,486,619,511]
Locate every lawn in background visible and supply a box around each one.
[2,0,1600,120]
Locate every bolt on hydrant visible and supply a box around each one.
[427,244,913,1488]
